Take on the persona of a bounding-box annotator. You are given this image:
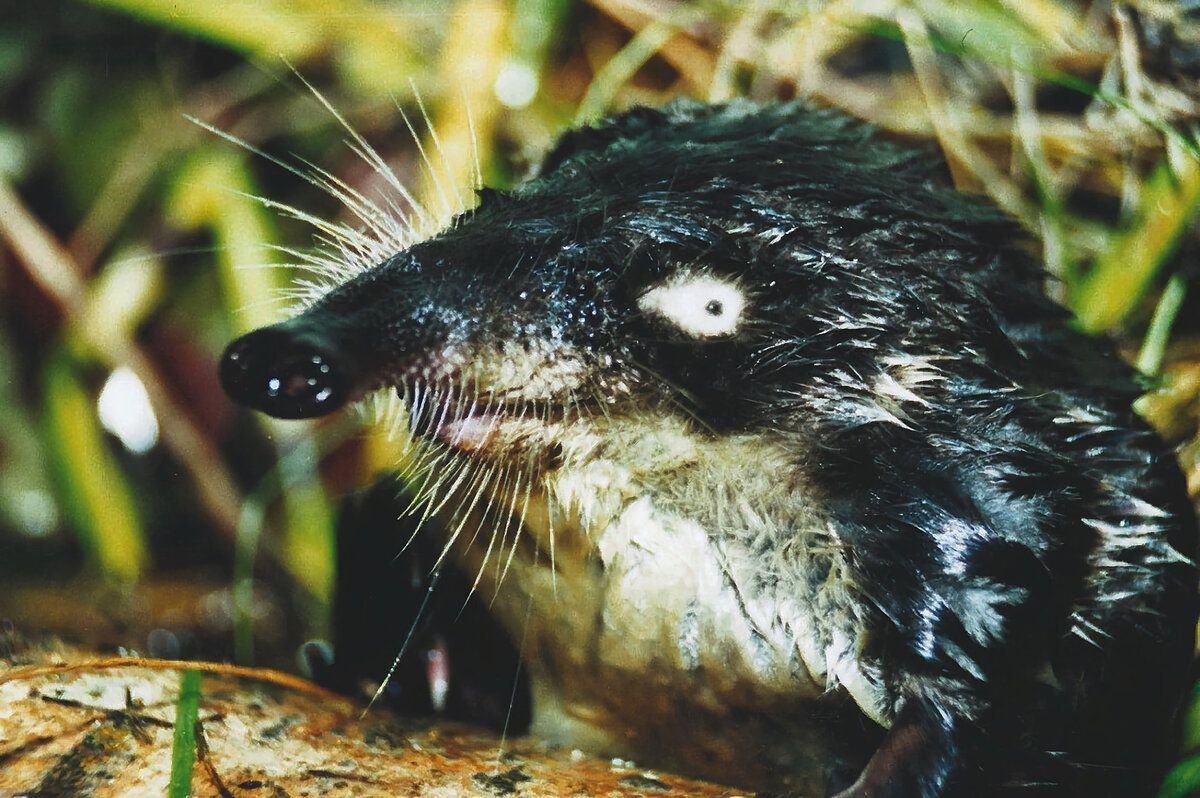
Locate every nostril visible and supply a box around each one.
[266,353,334,402]
[219,336,260,401]
[220,325,353,420]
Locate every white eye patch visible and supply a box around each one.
[637,274,747,338]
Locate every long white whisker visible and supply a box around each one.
[495,455,537,597]
[344,139,434,234]
[495,587,534,764]
[398,95,455,222]
[465,459,517,607]
[465,96,483,191]
[291,155,413,251]
[288,69,435,233]
[433,457,501,574]
[363,565,445,716]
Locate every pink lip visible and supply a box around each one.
[434,411,505,452]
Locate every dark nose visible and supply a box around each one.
[220,325,352,419]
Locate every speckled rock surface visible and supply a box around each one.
[0,634,751,797]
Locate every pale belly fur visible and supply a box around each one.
[442,418,888,792]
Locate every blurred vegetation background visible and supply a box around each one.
[1,0,1199,792]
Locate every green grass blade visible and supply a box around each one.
[851,15,1200,160]
[232,496,268,665]
[83,0,318,59]
[1159,753,1200,798]
[1137,274,1188,378]
[167,669,203,798]
[42,348,147,584]
[1072,156,1200,333]
[575,19,679,126]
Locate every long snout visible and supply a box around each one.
[220,247,473,419]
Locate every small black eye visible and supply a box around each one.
[705,300,724,316]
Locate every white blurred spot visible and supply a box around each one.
[97,366,159,454]
[16,489,58,537]
[0,125,31,180]
[494,62,538,109]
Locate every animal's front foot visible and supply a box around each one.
[831,700,963,798]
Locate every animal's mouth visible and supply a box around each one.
[401,387,575,454]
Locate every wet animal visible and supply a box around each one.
[220,100,1198,796]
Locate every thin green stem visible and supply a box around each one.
[1137,274,1187,378]
[167,670,203,798]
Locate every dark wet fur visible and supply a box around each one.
[223,101,1198,796]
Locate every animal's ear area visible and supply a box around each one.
[537,106,672,177]
[535,99,723,177]
[474,186,506,208]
